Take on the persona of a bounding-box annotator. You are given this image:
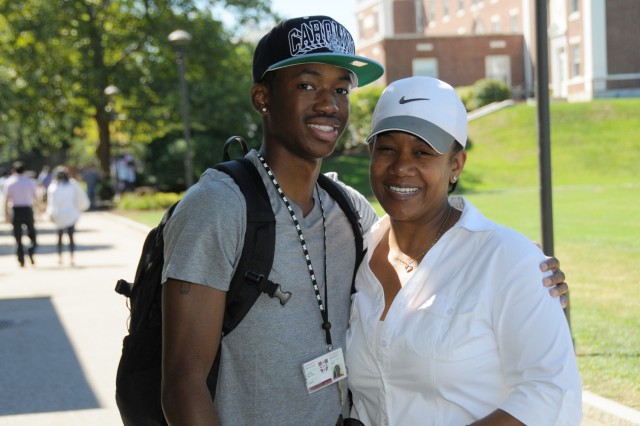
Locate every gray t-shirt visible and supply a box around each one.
[162,150,377,425]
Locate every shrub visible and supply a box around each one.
[116,191,182,211]
[469,79,511,110]
[456,85,474,111]
[341,85,385,150]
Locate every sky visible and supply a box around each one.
[269,0,358,38]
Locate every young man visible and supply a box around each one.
[160,16,567,426]
[4,161,39,267]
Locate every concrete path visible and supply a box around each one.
[0,211,638,425]
[0,211,146,425]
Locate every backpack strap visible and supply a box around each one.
[214,157,285,336]
[316,174,365,294]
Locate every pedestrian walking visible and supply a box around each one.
[3,161,39,267]
[81,163,100,210]
[46,166,90,265]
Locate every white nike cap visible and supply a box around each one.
[366,76,468,153]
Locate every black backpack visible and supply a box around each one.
[114,138,365,426]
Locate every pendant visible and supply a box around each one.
[405,265,414,273]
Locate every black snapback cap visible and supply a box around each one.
[252,16,384,87]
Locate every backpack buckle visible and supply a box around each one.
[115,279,133,298]
[244,271,292,306]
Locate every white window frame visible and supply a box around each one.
[485,55,511,85]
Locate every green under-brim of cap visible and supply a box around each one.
[266,53,384,87]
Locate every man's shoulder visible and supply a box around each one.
[168,168,249,229]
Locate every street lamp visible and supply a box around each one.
[168,29,194,188]
[103,84,121,201]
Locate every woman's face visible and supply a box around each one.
[369,131,465,223]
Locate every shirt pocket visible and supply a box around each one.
[408,294,480,361]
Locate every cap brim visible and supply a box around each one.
[266,53,384,87]
[366,116,455,154]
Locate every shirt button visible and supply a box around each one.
[381,340,388,347]
[447,308,454,315]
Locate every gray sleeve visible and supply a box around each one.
[161,169,246,291]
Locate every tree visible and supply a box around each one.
[0,0,275,179]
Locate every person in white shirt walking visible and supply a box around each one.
[46,166,90,265]
[346,77,582,426]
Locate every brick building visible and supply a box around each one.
[355,0,640,101]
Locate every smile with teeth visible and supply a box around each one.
[308,123,336,132]
[387,185,420,194]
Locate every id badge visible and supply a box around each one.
[302,347,347,394]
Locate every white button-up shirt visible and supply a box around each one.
[346,197,582,426]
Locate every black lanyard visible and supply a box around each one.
[257,154,333,350]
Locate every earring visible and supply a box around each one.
[261,106,268,112]
[452,176,458,182]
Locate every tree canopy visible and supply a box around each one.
[0,0,276,184]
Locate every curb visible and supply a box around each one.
[583,391,640,425]
[106,212,153,233]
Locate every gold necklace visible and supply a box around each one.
[394,205,453,273]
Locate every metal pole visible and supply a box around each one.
[535,0,569,326]
[175,50,193,188]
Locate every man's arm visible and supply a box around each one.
[539,256,569,307]
[161,279,226,426]
[469,408,524,425]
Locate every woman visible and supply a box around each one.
[46,166,89,265]
[346,77,582,425]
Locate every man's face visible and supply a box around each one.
[264,63,356,161]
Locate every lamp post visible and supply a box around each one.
[168,29,194,188]
[104,85,121,198]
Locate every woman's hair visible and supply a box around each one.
[448,141,465,195]
[54,166,70,183]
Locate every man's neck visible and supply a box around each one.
[259,147,322,215]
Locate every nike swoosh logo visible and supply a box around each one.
[399,96,430,104]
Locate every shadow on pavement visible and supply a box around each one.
[0,229,111,257]
[0,297,100,416]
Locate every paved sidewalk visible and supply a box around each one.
[1,211,638,425]
[0,211,147,425]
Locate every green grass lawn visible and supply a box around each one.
[120,98,640,408]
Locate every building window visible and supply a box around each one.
[571,44,581,77]
[443,0,450,18]
[510,12,519,32]
[457,0,464,12]
[570,0,579,14]
[416,0,425,31]
[413,58,439,78]
[485,55,511,85]
[428,0,436,22]
[491,15,501,33]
